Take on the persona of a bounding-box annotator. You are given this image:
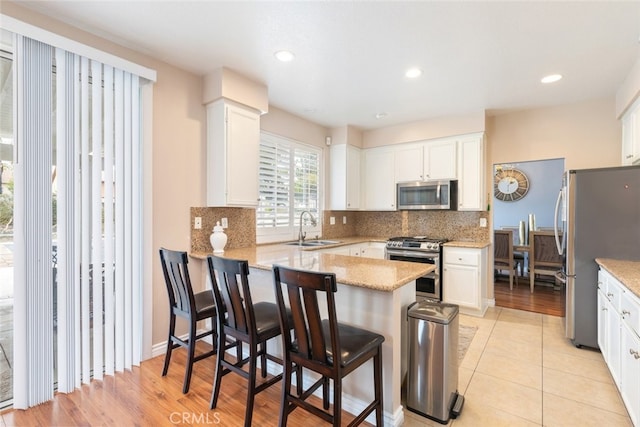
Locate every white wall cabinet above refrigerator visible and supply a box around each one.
[394,139,457,182]
[206,100,260,207]
[621,97,640,166]
[329,144,361,210]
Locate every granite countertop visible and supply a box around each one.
[444,240,491,249]
[190,236,434,292]
[595,258,640,299]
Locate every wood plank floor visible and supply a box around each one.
[1,343,372,426]
[494,275,565,317]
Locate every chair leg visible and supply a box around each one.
[182,320,198,394]
[509,270,513,290]
[323,377,330,410]
[374,349,384,427]
[162,314,176,376]
[244,341,258,427]
[333,378,341,427]
[530,273,535,293]
[260,341,267,378]
[279,360,293,427]
[210,331,226,410]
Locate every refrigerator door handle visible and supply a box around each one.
[554,188,564,255]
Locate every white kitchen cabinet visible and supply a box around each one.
[425,139,457,180]
[620,321,640,427]
[363,147,396,210]
[394,143,424,182]
[457,133,485,211]
[598,267,640,426]
[330,144,361,210]
[206,100,260,206]
[355,242,386,259]
[319,242,386,259]
[393,139,457,182]
[442,246,488,316]
[621,97,640,166]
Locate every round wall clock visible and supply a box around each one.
[494,168,530,202]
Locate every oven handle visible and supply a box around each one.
[386,249,439,260]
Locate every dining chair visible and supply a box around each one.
[529,231,563,293]
[500,226,526,276]
[206,255,292,427]
[272,264,385,427]
[159,248,217,394]
[494,230,520,290]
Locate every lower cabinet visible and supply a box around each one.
[320,242,386,260]
[598,267,640,426]
[442,246,488,316]
[620,321,640,426]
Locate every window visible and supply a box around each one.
[257,133,321,243]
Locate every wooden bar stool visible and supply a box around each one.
[159,248,218,394]
[206,256,292,427]
[272,265,385,427]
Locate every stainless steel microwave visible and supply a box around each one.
[397,180,458,210]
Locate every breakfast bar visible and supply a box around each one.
[192,242,435,426]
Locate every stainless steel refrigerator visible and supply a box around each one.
[554,165,640,349]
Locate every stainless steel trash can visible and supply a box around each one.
[406,300,464,424]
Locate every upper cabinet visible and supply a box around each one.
[393,139,457,182]
[329,144,361,210]
[457,133,485,211]
[622,97,640,166]
[425,139,457,180]
[364,146,396,210]
[207,100,261,207]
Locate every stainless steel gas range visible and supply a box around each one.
[385,236,448,301]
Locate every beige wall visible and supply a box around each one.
[486,97,621,172]
[2,2,207,347]
[362,110,486,148]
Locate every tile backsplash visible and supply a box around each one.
[191,207,490,253]
[190,207,255,253]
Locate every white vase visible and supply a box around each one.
[210,221,227,253]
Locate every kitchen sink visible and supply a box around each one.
[285,240,341,247]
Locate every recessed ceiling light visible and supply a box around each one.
[405,67,423,79]
[375,112,388,119]
[541,74,563,84]
[274,50,295,62]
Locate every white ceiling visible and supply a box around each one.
[12,1,640,130]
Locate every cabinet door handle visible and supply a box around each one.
[622,309,631,316]
[630,349,640,360]
[607,292,614,297]
[626,154,633,159]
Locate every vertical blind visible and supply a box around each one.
[13,33,144,408]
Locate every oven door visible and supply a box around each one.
[386,250,440,300]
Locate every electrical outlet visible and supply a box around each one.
[480,218,487,228]
[330,216,335,225]
[343,216,347,224]
[221,217,228,228]
[194,217,202,229]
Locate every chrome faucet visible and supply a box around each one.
[298,210,317,244]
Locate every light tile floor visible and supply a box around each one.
[404,307,633,426]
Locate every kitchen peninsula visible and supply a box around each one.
[191,239,434,426]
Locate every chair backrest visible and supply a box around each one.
[500,226,521,245]
[494,230,514,266]
[159,248,196,317]
[206,255,255,336]
[530,231,563,268]
[272,265,341,371]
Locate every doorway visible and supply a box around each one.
[492,158,566,316]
